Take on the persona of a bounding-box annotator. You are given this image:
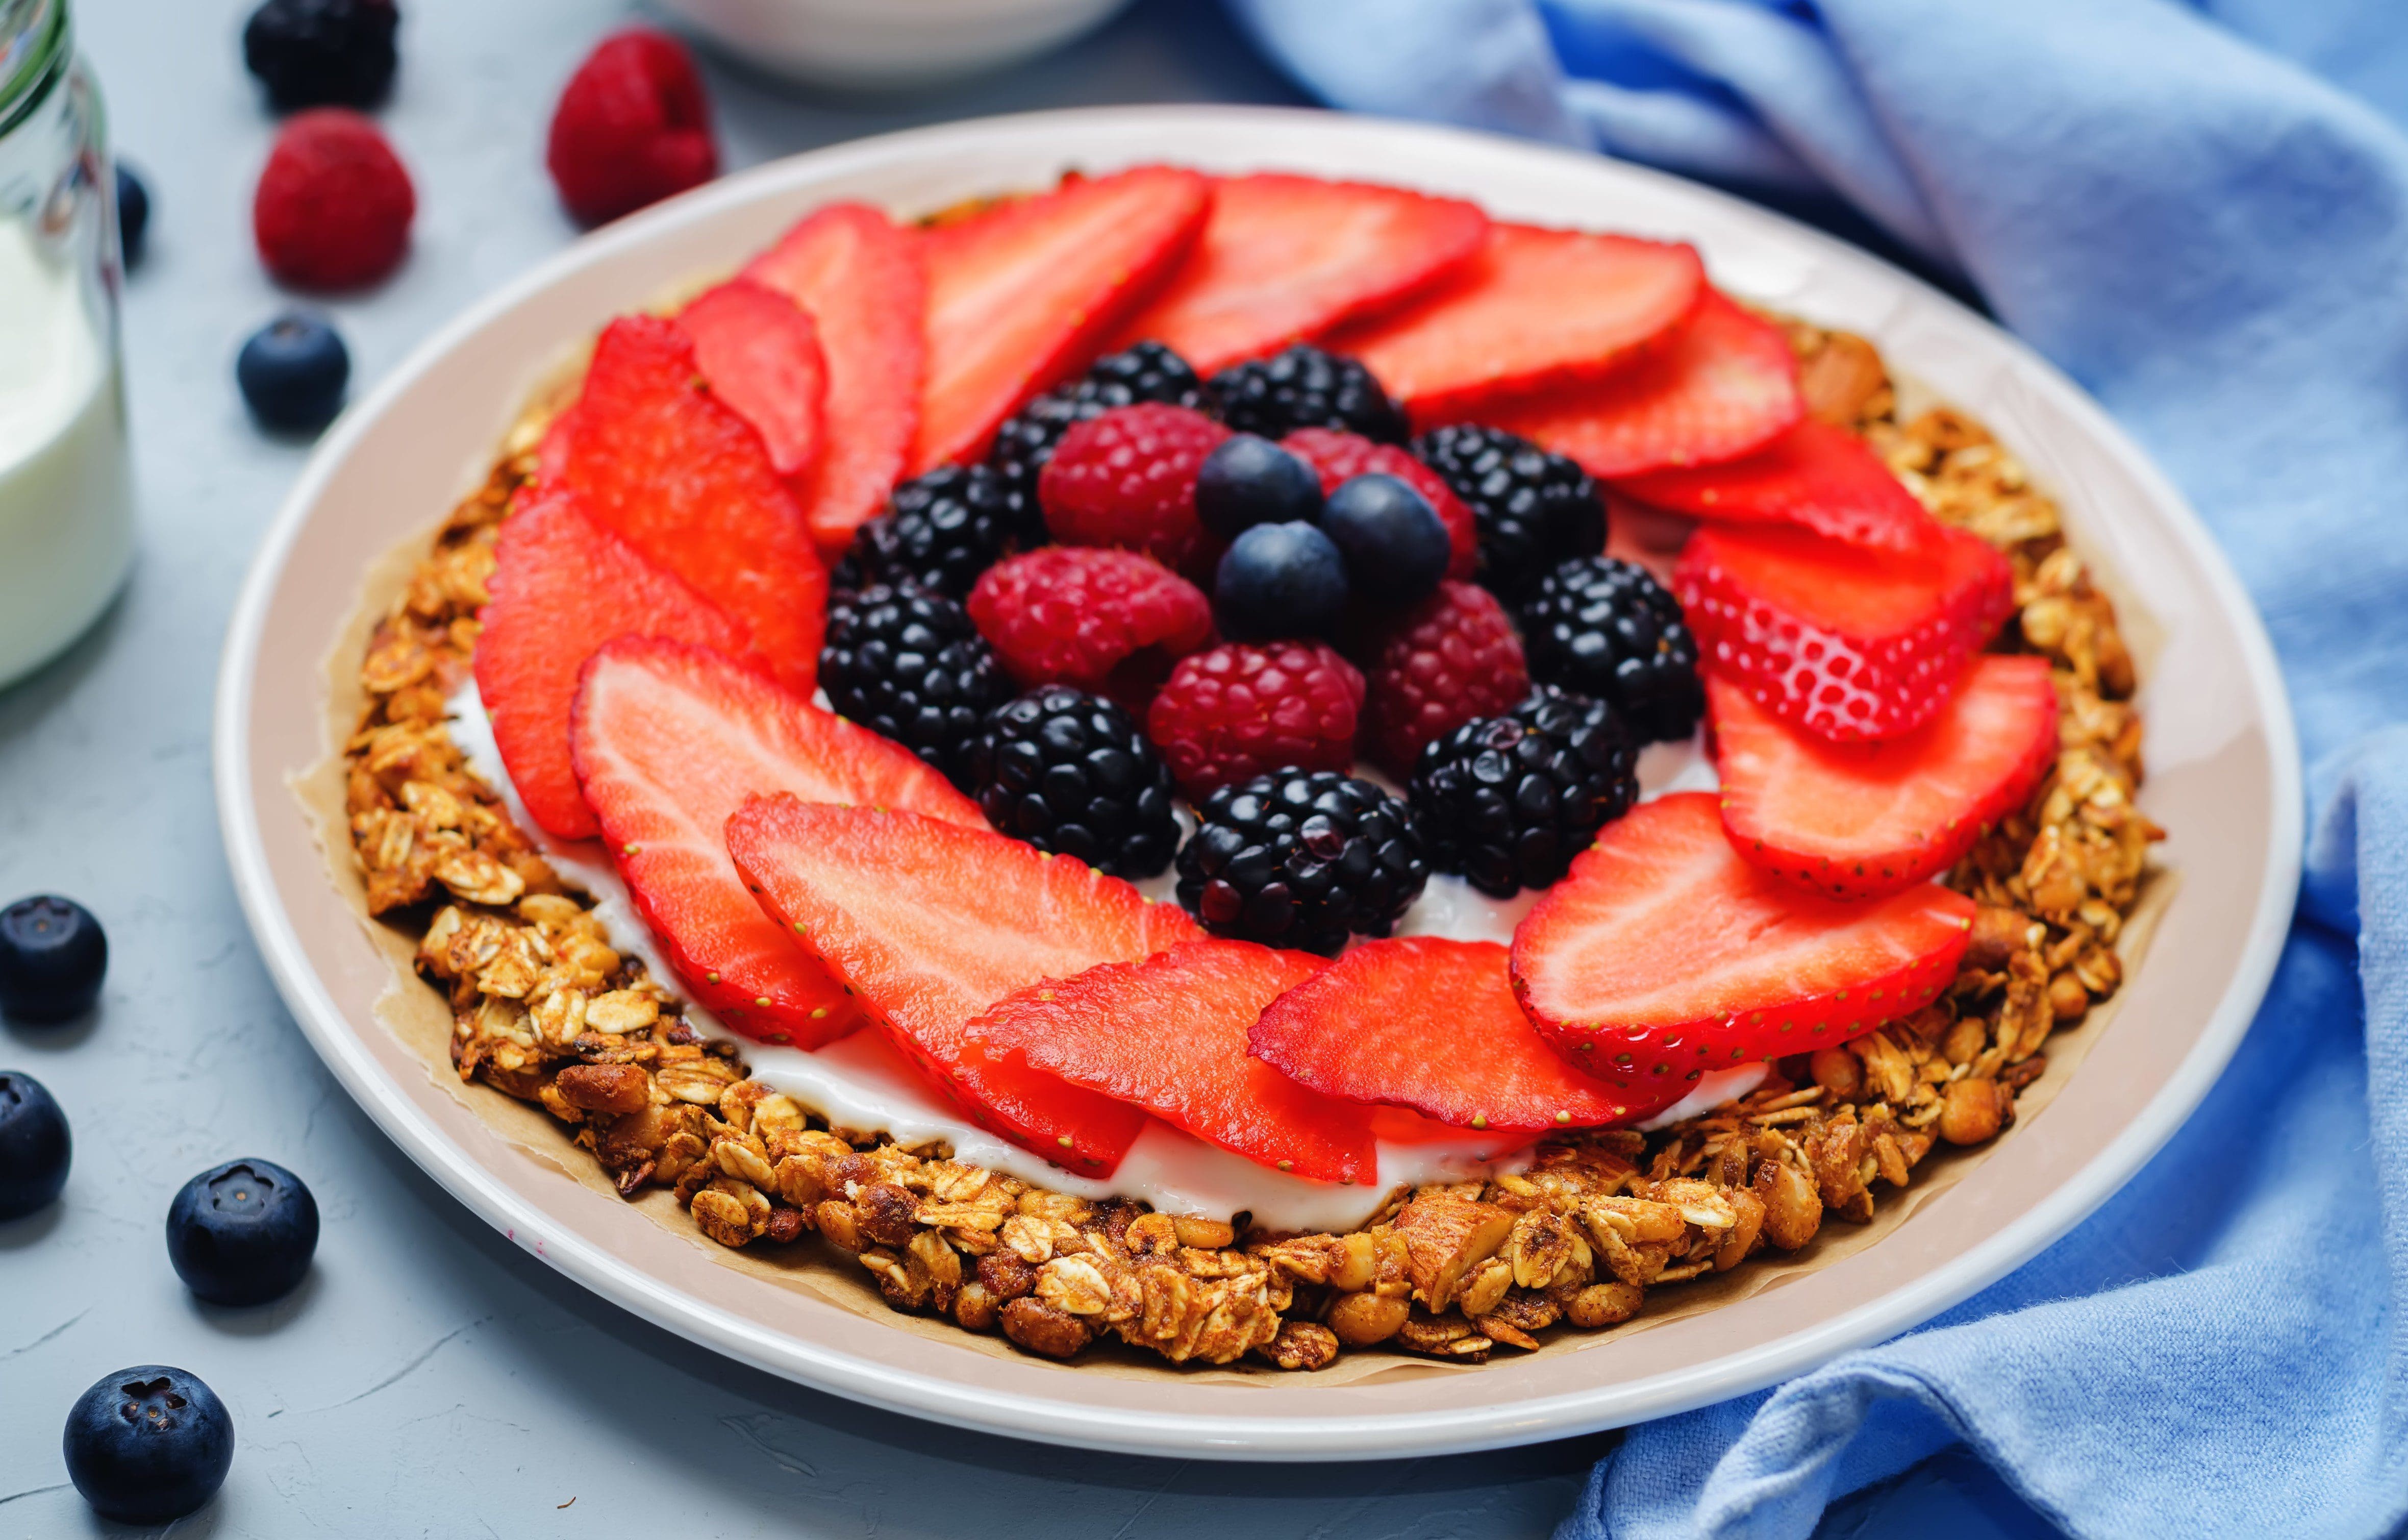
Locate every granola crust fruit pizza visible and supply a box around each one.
[344,169,2159,1372]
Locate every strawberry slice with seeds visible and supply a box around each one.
[1483,289,1803,478]
[724,800,1200,1174]
[971,939,1373,1183]
[1710,657,2058,900]
[678,277,827,482]
[1282,427,1477,580]
[1107,173,1489,373]
[1250,937,1673,1132]
[742,203,926,554]
[1328,223,1704,422]
[568,637,985,1045]
[473,487,755,840]
[557,314,829,695]
[1676,520,2015,741]
[1613,418,1940,552]
[1510,792,1976,1083]
[910,166,1211,474]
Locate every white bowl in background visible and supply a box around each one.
[657,0,1136,90]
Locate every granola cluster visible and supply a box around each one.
[343,323,2156,1371]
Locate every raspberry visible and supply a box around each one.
[1280,428,1477,579]
[545,30,718,228]
[1038,403,1228,575]
[967,547,1214,710]
[251,109,413,289]
[1352,580,1529,778]
[1146,642,1365,800]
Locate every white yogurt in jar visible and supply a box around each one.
[0,215,133,688]
[442,680,1760,1230]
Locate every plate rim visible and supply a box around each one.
[212,103,2302,1461]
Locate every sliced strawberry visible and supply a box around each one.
[971,939,1373,1183]
[1482,289,1803,478]
[557,314,829,694]
[1107,173,1489,373]
[1281,428,1477,580]
[742,203,926,554]
[1510,792,1976,1084]
[1676,521,2015,741]
[678,277,826,482]
[1327,223,1704,421]
[1250,937,1673,1132]
[910,166,1211,474]
[473,488,754,840]
[1613,418,1939,552]
[567,637,985,1046]
[1710,656,2057,900]
[535,403,579,485]
[724,800,1201,1174]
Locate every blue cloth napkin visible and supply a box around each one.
[1222,2,2408,1534]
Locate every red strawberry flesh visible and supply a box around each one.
[910,166,1210,474]
[1482,289,1803,478]
[1108,173,1489,373]
[1250,937,1671,1131]
[567,637,985,1045]
[742,203,926,554]
[1710,656,2058,899]
[678,277,826,482]
[724,800,1200,1174]
[472,487,755,840]
[1329,223,1704,421]
[971,939,1373,1183]
[1510,792,1976,1084]
[557,314,829,694]
[1613,418,1940,552]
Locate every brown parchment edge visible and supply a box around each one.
[288,500,2171,1389]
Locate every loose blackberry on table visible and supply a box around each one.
[967,686,1181,879]
[1209,343,1409,444]
[242,0,399,110]
[1412,424,1607,599]
[1175,772,1427,956]
[1410,685,1640,898]
[988,341,1206,510]
[818,584,1012,786]
[1518,555,1705,743]
[832,463,1026,599]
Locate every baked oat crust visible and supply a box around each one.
[340,321,2160,1370]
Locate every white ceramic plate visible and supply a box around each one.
[213,106,2299,1461]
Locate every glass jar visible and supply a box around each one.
[0,0,132,689]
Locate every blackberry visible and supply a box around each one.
[1519,556,1704,743]
[1409,686,1639,898]
[242,0,399,110]
[1176,772,1426,956]
[1209,344,1408,445]
[818,585,1011,786]
[1411,424,1607,599]
[832,465,1024,599]
[988,341,1205,509]
[967,686,1179,879]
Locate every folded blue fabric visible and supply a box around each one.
[1222,2,2408,1535]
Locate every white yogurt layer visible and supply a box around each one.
[443,679,1752,1230]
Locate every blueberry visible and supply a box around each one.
[114,163,150,269]
[1194,433,1323,540]
[0,1072,70,1220]
[166,1158,319,1306]
[243,0,400,110]
[1321,473,1450,609]
[63,1366,234,1525]
[1213,520,1349,642]
[237,312,348,434]
[0,894,106,1022]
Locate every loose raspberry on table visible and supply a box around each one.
[1146,641,1365,800]
[1352,580,1529,778]
[252,108,414,289]
[545,30,719,228]
[1038,403,1230,576]
[966,547,1214,710]
[1281,428,1477,579]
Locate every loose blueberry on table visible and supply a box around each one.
[0,893,107,1022]
[0,1071,71,1220]
[63,1365,234,1525]
[237,312,350,433]
[165,1157,321,1306]
[113,162,149,269]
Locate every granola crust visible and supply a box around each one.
[341,321,2160,1371]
